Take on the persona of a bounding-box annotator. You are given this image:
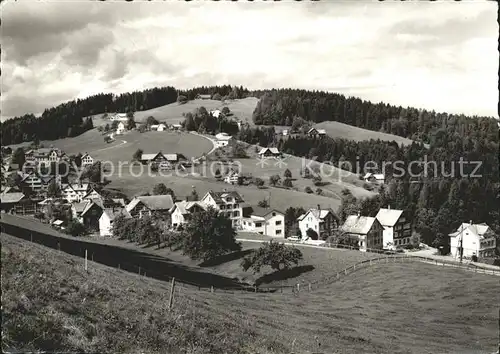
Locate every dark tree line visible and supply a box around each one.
[251,89,498,145]
[179,85,250,101]
[182,107,239,135]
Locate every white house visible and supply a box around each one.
[99,207,133,237]
[150,124,167,131]
[172,124,182,130]
[215,132,232,147]
[363,173,385,184]
[297,207,339,239]
[201,190,244,228]
[110,113,128,121]
[116,122,127,135]
[449,222,497,259]
[169,201,209,229]
[81,153,94,167]
[375,207,412,249]
[241,207,285,237]
[210,109,221,118]
[61,183,90,203]
[307,128,327,137]
[224,170,239,185]
[258,147,281,158]
[30,148,67,167]
[341,215,384,252]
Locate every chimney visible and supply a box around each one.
[388,205,390,210]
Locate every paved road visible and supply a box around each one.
[1,214,249,290]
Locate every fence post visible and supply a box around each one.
[118,263,120,269]
[138,266,141,275]
[353,263,356,270]
[297,283,300,293]
[30,233,33,242]
[308,283,312,292]
[211,286,214,293]
[344,268,347,275]
[254,285,257,293]
[168,278,175,311]
[85,249,88,271]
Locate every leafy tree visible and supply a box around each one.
[284,169,292,178]
[146,116,159,126]
[97,126,103,133]
[221,106,231,115]
[184,113,196,131]
[11,148,25,167]
[126,117,136,130]
[282,178,293,188]
[73,153,83,168]
[269,174,281,186]
[231,144,248,158]
[181,207,241,261]
[66,220,86,237]
[104,123,110,132]
[306,228,319,240]
[284,207,306,237]
[254,177,265,188]
[190,189,199,201]
[241,240,303,273]
[47,180,61,198]
[133,149,143,161]
[81,161,102,184]
[126,111,135,119]
[138,125,147,133]
[111,121,119,130]
[304,186,313,194]
[177,94,188,104]
[104,136,112,143]
[312,174,322,186]
[212,93,222,100]
[152,183,168,195]
[214,168,222,181]
[258,199,269,208]
[316,188,323,195]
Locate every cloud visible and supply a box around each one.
[1,1,498,120]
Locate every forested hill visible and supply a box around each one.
[251,89,498,145]
[1,85,251,145]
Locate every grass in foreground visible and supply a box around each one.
[3,233,498,354]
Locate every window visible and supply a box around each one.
[227,204,233,209]
[233,211,240,217]
[234,204,239,208]
[275,220,282,225]
[259,232,263,235]
[255,222,262,227]
[272,212,276,216]
[220,205,226,210]
[276,230,282,235]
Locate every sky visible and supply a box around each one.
[1,0,498,121]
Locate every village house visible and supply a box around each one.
[297,206,340,239]
[215,132,232,147]
[340,214,384,252]
[224,170,240,185]
[28,148,67,167]
[99,207,133,237]
[150,123,167,131]
[307,128,327,137]
[110,113,128,121]
[20,171,60,194]
[171,123,182,130]
[126,195,174,219]
[61,182,90,203]
[258,147,281,158]
[375,207,412,249]
[169,201,209,229]
[71,201,89,223]
[210,109,221,118]
[363,173,385,184]
[116,122,127,135]
[201,190,244,228]
[0,192,26,213]
[82,188,104,202]
[449,222,497,259]
[195,94,211,100]
[140,152,186,169]
[80,199,105,231]
[81,153,94,167]
[241,206,285,237]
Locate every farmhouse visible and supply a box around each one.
[140,152,168,165]
[375,207,412,248]
[258,147,281,158]
[341,215,384,252]
[363,173,385,184]
[449,222,497,259]
[99,207,133,237]
[126,195,174,219]
[29,148,67,167]
[71,201,88,223]
[81,153,94,167]
[116,122,127,135]
[110,113,128,121]
[62,182,90,203]
[196,94,211,100]
[224,170,240,185]
[171,124,182,130]
[210,109,221,118]
[20,171,59,194]
[215,132,232,147]
[201,190,244,227]
[80,200,105,231]
[307,128,327,137]
[169,201,209,229]
[241,207,285,237]
[0,192,26,212]
[298,206,339,239]
[150,124,167,131]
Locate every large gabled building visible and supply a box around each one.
[201,190,245,228]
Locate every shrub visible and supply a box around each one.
[304,186,313,194]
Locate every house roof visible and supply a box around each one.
[258,147,280,155]
[140,153,162,161]
[299,208,336,222]
[204,190,244,204]
[341,215,377,235]
[63,183,89,192]
[82,189,103,200]
[249,206,283,218]
[449,223,492,239]
[52,220,64,226]
[375,208,404,227]
[364,173,385,180]
[127,195,174,212]
[81,153,92,159]
[317,129,326,134]
[102,207,132,221]
[215,133,232,141]
[81,199,104,216]
[111,198,127,207]
[0,192,25,204]
[72,201,89,213]
[307,128,317,134]
[170,201,208,214]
